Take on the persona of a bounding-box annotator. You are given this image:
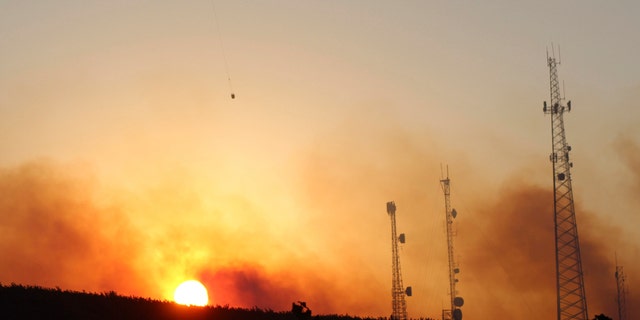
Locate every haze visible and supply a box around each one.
[1,1,639,318]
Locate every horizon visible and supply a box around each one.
[1,1,639,319]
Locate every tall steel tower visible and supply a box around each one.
[615,257,628,320]
[440,171,464,320]
[387,201,411,320]
[543,47,588,320]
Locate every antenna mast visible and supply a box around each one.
[615,256,628,320]
[387,201,411,320]
[440,169,463,320]
[543,47,589,320]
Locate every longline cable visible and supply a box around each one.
[209,0,235,99]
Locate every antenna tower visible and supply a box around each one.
[615,257,628,320]
[543,46,588,320]
[387,201,411,320]
[440,169,463,320]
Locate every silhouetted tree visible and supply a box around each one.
[593,314,612,320]
[0,284,385,320]
[291,301,311,319]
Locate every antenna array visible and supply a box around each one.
[543,48,588,320]
[440,171,464,320]
[387,201,411,320]
[616,259,628,320]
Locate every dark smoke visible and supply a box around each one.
[0,161,148,295]
[199,264,302,310]
[611,134,640,319]
[460,184,556,318]
[460,181,639,319]
[198,263,348,313]
[1,133,638,320]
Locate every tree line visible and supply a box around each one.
[0,283,388,320]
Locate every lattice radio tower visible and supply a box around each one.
[387,201,411,320]
[615,256,628,320]
[440,169,464,320]
[543,46,588,320]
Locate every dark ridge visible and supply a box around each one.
[0,283,386,320]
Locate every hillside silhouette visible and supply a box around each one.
[0,283,386,320]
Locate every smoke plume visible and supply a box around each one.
[0,161,148,295]
[0,117,638,320]
[460,180,639,319]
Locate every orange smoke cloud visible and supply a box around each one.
[0,159,383,315]
[0,161,148,295]
[199,264,306,310]
[460,180,639,319]
[459,184,556,318]
[1,124,638,320]
[616,134,640,198]
[197,261,388,316]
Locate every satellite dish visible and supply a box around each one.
[399,233,406,244]
[453,308,462,320]
[405,286,412,297]
[453,296,464,307]
[451,209,458,219]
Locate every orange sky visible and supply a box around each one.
[1,1,639,319]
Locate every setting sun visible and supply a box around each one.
[174,280,209,307]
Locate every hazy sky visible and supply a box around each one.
[1,1,639,319]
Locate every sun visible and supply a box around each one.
[174,280,209,306]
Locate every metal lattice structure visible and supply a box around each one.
[616,260,628,320]
[543,48,588,320]
[387,201,408,320]
[440,172,463,320]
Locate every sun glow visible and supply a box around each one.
[174,280,209,306]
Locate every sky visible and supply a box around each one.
[1,0,639,319]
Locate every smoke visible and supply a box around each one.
[289,106,640,318]
[0,158,384,315]
[458,184,556,318]
[0,160,148,295]
[460,178,639,319]
[616,134,640,198]
[199,264,301,310]
[286,105,476,318]
[198,263,343,312]
[0,111,638,320]
[612,134,640,319]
